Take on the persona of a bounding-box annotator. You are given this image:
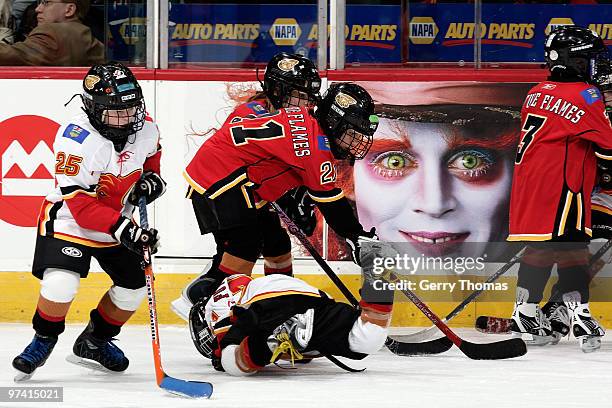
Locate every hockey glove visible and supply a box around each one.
[128,171,167,206]
[111,216,160,256]
[347,228,398,272]
[276,186,317,236]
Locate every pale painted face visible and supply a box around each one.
[353,118,514,257]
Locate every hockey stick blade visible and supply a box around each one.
[459,337,526,360]
[160,375,213,399]
[385,336,453,356]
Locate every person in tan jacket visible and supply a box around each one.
[0,0,104,66]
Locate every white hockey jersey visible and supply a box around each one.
[205,274,322,335]
[38,112,161,247]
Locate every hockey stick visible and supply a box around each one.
[385,271,527,360]
[476,238,612,334]
[392,246,527,343]
[139,198,213,399]
[270,201,453,356]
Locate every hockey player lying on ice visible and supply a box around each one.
[189,246,396,376]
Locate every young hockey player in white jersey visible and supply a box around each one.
[189,243,396,375]
[12,62,166,381]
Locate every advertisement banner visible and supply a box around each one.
[166,4,400,64]
[408,4,612,63]
[325,81,534,264]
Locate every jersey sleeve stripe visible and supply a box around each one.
[307,188,344,203]
[507,233,553,241]
[592,203,612,215]
[183,170,207,194]
[595,150,612,161]
[241,290,321,306]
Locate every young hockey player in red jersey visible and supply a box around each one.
[508,26,612,351]
[183,82,387,306]
[12,63,165,380]
[171,52,322,320]
[188,244,395,375]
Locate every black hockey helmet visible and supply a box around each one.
[80,62,146,151]
[545,25,610,84]
[262,52,321,109]
[315,82,379,161]
[189,300,216,360]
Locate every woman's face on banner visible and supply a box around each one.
[353,118,513,257]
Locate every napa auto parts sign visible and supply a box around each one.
[0,115,58,227]
[408,4,612,63]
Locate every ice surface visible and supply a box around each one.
[1,323,611,408]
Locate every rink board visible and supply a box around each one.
[2,271,611,328]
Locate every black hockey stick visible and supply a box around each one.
[139,198,213,398]
[394,246,527,342]
[271,201,453,356]
[476,238,612,334]
[385,271,527,360]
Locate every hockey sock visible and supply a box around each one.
[263,256,293,276]
[516,246,554,303]
[32,308,65,338]
[89,308,123,340]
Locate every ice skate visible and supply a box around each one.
[563,292,605,353]
[12,334,58,382]
[66,322,129,372]
[171,261,218,321]
[542,301,570,345]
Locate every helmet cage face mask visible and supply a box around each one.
[328,112,377,160]
[188,300,216,359]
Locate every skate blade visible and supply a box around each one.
[65,354,124,374]
[14,370,34,382]
[512,331,554,346]
[578,336,602,353]
[170,297,191,322]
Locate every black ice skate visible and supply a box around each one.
[12,334,58,382]
[171,261,221,321]
[66,322,129,372]
[542,301,570,345]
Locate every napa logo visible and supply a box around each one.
[269,18,301,46]
[112,17,147,45]
[545,18,575,35]
[409,17,438,45]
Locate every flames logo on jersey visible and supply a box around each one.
[277,58,299,72]
[96,170,141,210]
[84,75,101,90]
[335,92,357,109]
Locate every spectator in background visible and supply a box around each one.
[0,0,103,65]
[12,0,37,41]
[0,0,14,43]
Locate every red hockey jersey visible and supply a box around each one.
[184,106,343,205]
[508,81,612,241]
